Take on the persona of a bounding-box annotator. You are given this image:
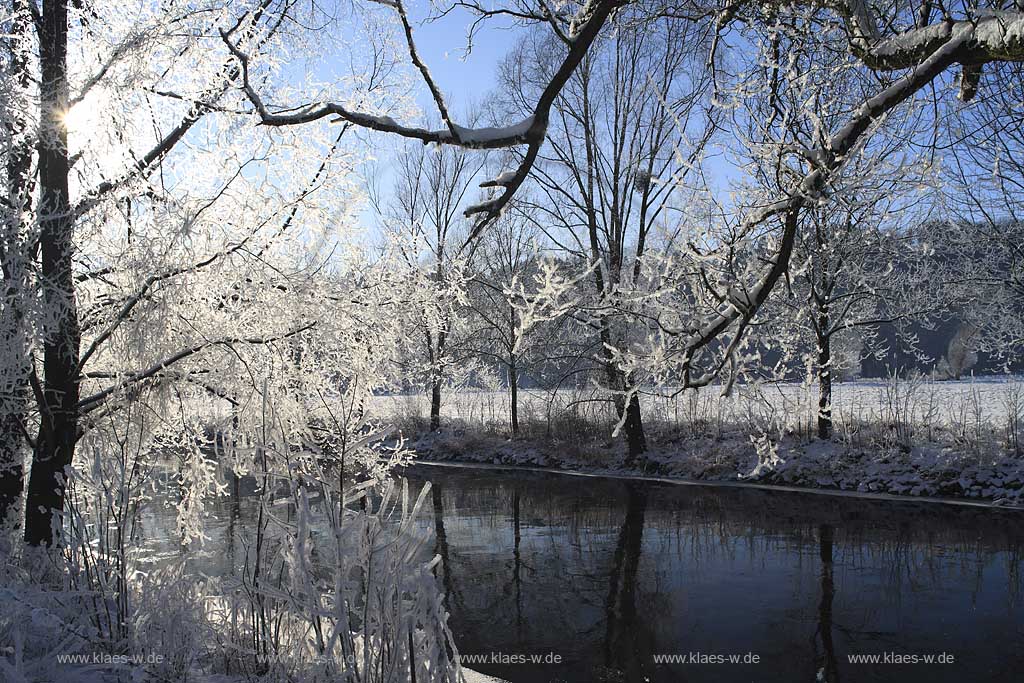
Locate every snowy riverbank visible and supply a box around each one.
[409,430,1024,507]
[382,377,1024,506]
[408,429,1024,506]
[400,378,1024,507]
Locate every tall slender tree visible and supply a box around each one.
[381,138,485,431]
[497,10,713,461]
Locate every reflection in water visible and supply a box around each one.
[603,484,646,681]
[140,465,1024,683]
[433,483,454,601]
[512,490,523,636]
[402,466,1024,683]
[814,524,839,683]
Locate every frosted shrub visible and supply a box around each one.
[744,433,784,479]
[2,377,461,683]
[879,372,922,451]
[131,562,214,681]
[209,479,460,683]
[196,388,460,683]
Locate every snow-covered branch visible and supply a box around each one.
[77,321,317,414]
[666,17,973,388]
[222,0,625,234]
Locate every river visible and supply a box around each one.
[143,463,1024,682]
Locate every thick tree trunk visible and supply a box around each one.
[509,360,519,436]
[606,374,647,466]
[600,323,646,466]
[427,321,446,432]
[429,379,441,432]
[817,328,833,440]
[25,0,80,546]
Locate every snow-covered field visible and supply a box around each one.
[377,376,1024,506]
[372,375,1024,434]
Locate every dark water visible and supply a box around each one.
[403,465,1023,683]
[144,464,1024,683]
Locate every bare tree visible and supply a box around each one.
[462,200,546,435]
[381,138,485,431]
[495,9,713,461]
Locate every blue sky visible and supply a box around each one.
[355,7,524,238]
[403,7,523,115]
[354,7,740,239]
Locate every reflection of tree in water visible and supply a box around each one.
[810,522,1024,680]
[813,524,840,683]
[431,483,536,631]
[512,490,524,636]
[1009,539,1022,606]
[432,483,462,614]
[399,470,1024,682]
[602,483,648,682]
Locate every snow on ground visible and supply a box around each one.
[378,376,1024,507]
[370,375,1024,432]
[461,668,508,683]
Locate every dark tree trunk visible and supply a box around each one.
[0,422,26,527]
[601,323,646,466]
[817,327,833,440]
[0,396,28,527]
[0,0,35,528]
[623,392,646,465]
[429,379,441,431]
[509,360,519,436]
[25,0,80,546]
[0,361,30,527]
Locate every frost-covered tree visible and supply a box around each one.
[918,218,1024,367]
[780,201,938,438]
[929,52,1024,361]
[379,138,485,431]
[491,9,713,460]
[461,198,548,435]
[222,0,1024,415]
[0,0,405,544]
[736,42,943,439]
[939,321,980,380]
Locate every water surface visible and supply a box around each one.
[403,464,1023,683]
[144,463,1024,682]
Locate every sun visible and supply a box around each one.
[59,90,127,170]
[60,100,93,135]
[60,86,114,136]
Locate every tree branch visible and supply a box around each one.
[77,321,315,413]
